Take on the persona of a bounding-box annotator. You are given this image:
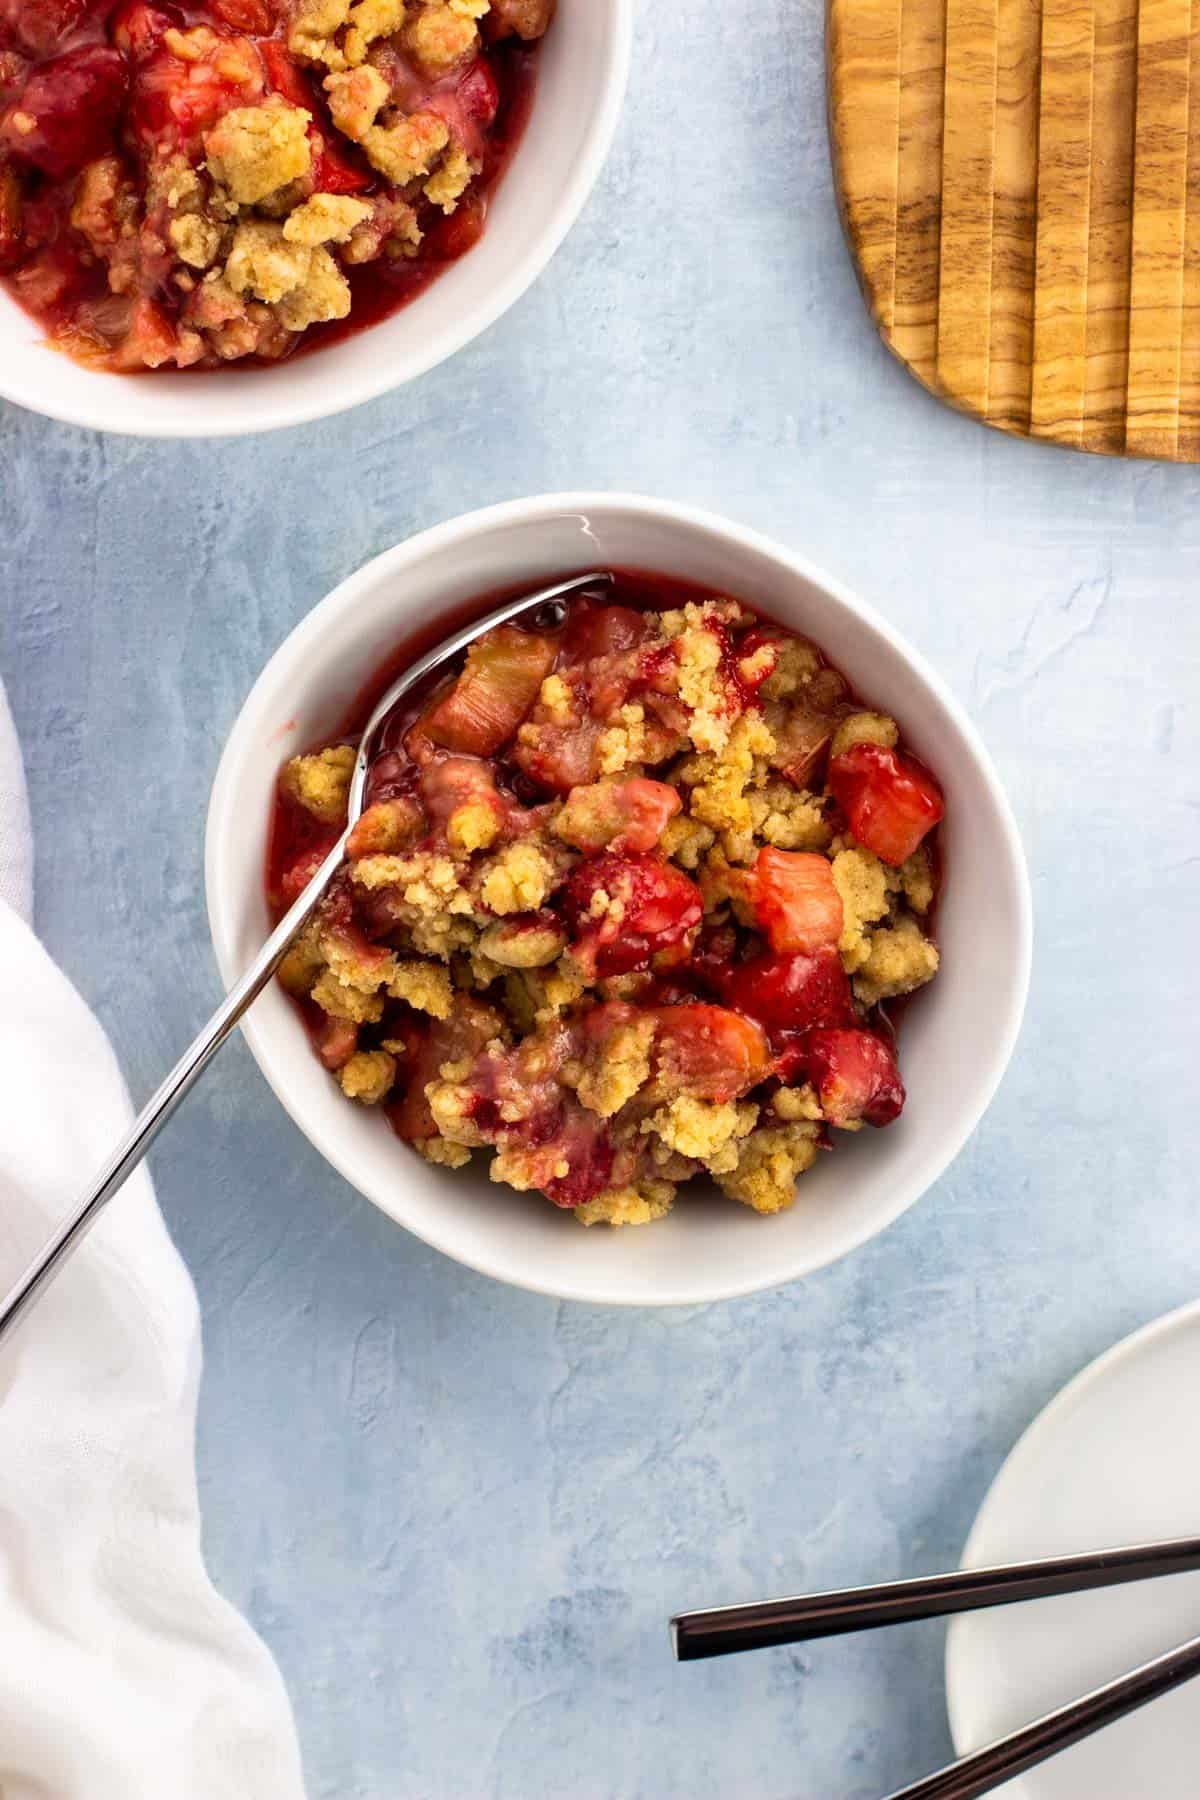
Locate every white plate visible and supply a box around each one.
[946,1300,1200,1797]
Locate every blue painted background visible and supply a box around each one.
[3,2,1199,1794]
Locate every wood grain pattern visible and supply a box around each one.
[1030,0,1095,447]
[828,0,1200,459]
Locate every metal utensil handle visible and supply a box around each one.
[879,1629,1200,1800]
[0,568,612,1352]
[670,1536,1200,1660]
[0,829,349,1351]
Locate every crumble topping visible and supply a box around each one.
[270,578,945,1229]
[1,0,555,368]
[205,100,312,204]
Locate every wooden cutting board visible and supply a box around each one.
[828,0,1200,459]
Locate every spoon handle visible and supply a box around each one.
[0,829,349,1351]
[879,1628,1200,1799]
[670,1536,1200,1659]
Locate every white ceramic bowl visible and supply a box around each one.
[0,1,631,437]
[206,493,1033,1306]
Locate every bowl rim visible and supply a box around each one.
[0,0,634,439]
[205,491,1035,1305]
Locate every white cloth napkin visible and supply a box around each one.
[0,679,306,1800]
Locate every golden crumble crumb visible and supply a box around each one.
[205,101,312,206]
[853,914,940,1007]
[323,932,395,994]
[388,960,454,1018]
[224,218,313,304]
[832,846,895,973]
[311,970,385,1023]
[277,925,326,996]
[346,798,422,858]
[575,1183,676,1228]
[575,1016,656,1117]
[339,1048,396,1103]
[479,917,566,968]
[715,1122,821,1214]
[899,847,935,914]
[405,0,480,74]
[538,673,574,724]
[414,1135,473,1169]
[679,710,777,838]
[659,813,716,869]
[283,192,373,245]
[289,0,351,65]
[596,704,647,775]
[323,64,388,137]
[169,212,224,270]
[274,245,353,328]
[446,797,502,855]
[674,620,732,753]
[427,1079,481,1142]
[364,111,450,185]
[424,142,477,211]
[647,1095,757,1165]
[344,0,407,63]
[282,744,355,823]
[830,710,900,759]
[771,1085,823,1122]
[747,779,831,852]
[480,842,559,915]
[759,636,822,702]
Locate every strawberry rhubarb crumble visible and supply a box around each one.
[0,0,551,368]
[267,574,946,1227]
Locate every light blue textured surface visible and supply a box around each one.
[3,3,1200,1795]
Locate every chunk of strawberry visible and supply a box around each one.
[2,46,128,177]
[129,26,263,148]
[421,624,558,757]
[0,0,88,56]
[210,0,272,32]
[416,752,503,833]
[112,295,180,369]
[562,851,702,978]
[257,34,313,106]
[798,1027,905,1127]
[511,716,602,795]
[749,847,844,954]
[389,998,501,1141]
[278,843,335,907]
[706,946,856,1042]
[109,1,181,61]
[539,1105,615,1207]
[424,54,497,161]
[653,1003,771,1102]
[555,776,680,855]
[311,131,373,193]
[314,1014,357,1070]
[423,187,486,261]
[561,600,648,664]
[828,742,944,866]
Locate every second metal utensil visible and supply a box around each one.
[0,570,610,1353]
[670,1535,1200,1660]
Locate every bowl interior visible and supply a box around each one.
[0,0,628,437]
[206,497,1031,1305]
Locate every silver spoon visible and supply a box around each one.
[0,570,610,1350]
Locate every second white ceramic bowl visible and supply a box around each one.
[0,0,631,437]
[206,493,1033,1306]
